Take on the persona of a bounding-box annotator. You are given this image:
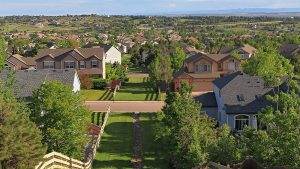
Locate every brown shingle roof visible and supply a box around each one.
[219,44,256,54]
[35,48,105,61]
[11,54,36,66]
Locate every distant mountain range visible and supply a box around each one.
[153,8,300,17]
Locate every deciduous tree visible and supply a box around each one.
[30,81,90,159]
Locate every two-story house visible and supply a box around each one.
[173,44,256,92]
[212,72,287,131]
[35,48,106,78]
[96,45,122,64]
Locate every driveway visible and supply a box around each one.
[85,101,165,112]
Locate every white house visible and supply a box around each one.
[95,45,122,64]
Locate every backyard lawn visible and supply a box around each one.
[92,113,167,169]
[81,77,165,101]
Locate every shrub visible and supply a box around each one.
[92,78,107,90]
[79,74,92,89]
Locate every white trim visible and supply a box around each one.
[234,114,250,131]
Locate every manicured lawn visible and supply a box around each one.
[140,113,168,169]
[92,113,167,169]
[93,113,133,169]
[115,77,159,101]
[81,90,113,101]
[81,77,165,101]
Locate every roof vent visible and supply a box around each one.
[237,94,245,101]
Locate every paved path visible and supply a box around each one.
[85,101,164,112]
[132,113,143,169]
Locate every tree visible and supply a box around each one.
[30,81,90,159]
[56,39,80,48]
[106,63,128,82]
[155,83,217,168]
[0,75,46,169]
[148,54,173,92]
[240,92,300,168]
[208,125,241,165]
[170,46,186,72]
[0,36,6,70]
[242,45,294,87]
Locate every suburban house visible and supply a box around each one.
[173,44,256,92]
[35,48,106,78]
[95,45,122,64]
[5,54,36,70]
[0,69,80,99]
[212,71,285,131]
[219,44,257,59]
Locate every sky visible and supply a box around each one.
[0,0,300,16]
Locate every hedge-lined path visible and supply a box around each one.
[132,112,143,169]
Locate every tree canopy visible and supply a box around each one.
[240,92,300,168]
[0,74,46,169]
[30,81,90,159]
[242,45,294,87]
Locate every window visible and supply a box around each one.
[65,61,75,69]
[203,65,211,72]
[79,61,85,69]
[218,63,222,70]
[43,61,54,69]
[237,94,245,101]
[235,115,249,131]
[91,60,98,68]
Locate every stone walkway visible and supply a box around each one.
[131,112,143,169]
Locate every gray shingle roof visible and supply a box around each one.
[0,69,76,98]
[213,72,278,114]
[194,92,217,107]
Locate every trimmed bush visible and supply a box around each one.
[92,78,107,90]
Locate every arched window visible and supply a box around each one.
[235,115,249,131]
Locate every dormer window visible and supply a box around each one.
[237,94,245,101]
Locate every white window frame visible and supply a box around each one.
[203,64,211,72]
[43,61,54,69]
[234,114,250,131]
[91,60,98,68]
[64,61,75,69]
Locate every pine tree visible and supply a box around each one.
[0,79,46,169]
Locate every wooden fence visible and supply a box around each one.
[35,106,111,169]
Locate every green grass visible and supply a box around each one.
[81,77,165,101]
[81,90,113,101]
[92,113,167,169]
[140,113,168,169]
[114,77,159,101]
[93,113,133,169]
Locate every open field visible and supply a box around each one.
[92,113,167,169]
